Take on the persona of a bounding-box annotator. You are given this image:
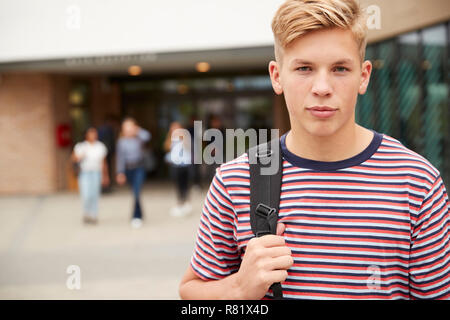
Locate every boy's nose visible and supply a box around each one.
[311,71,333,97]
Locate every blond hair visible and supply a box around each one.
[272,0,368,62]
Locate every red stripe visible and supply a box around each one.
[297,263,407,273]
[237,221,408,236]
[284,233,408,245]
[282,188,420,201]
[288,243,408,254]
[281,214,409,227]
[284,170,431,183]
[410,282,450,297]
[282,180,429,193]
[290,272,408,282]
[282,289,409,299]
[284,280,409,291]
[290,252,408,264]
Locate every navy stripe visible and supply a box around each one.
[280,205,410,215]
[281,213,410,224]
[281,130,383,171]
[288,241,410,253]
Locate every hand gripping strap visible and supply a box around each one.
[249,139,284,300]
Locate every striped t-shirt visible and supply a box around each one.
[191,131,450,299]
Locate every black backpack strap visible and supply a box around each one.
[248,139,284,300]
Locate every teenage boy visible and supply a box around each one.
[179,0,450,299]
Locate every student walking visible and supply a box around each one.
[116,117,151,228]
[180,0,450,300]
[164,121,192,217]
[72,127,108,224]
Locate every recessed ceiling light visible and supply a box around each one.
[128,65,142,76]
[195,62,210,73]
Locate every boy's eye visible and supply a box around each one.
[334,66,349,72]
[296,66,311,72]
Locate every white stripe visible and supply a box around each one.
[290,257,409,268]
[280,201,413,212]
[281,192,417,203]
[283,237,410,249]
[283,174,431,186]
[287,275,409,286]
[281,293,407,300]
[281,284,410,295]
[281,219,410,230]
[290,266,408,275]
[196,229,236,252]
[286,247,410,259]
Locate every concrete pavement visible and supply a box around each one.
[0,181,208,299]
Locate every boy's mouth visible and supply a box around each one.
[306,106,337,119]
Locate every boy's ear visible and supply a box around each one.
[269,61,283,95]
[358,60,372,95]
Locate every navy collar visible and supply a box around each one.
[280,130,383,171]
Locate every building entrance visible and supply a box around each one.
[120,74,276,182]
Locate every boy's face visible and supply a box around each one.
[269,28,372,138]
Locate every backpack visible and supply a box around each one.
[248,139,284,300]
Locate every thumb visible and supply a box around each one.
[276,222,286,236]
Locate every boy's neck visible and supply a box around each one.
[286,123,374,162]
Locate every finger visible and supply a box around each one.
[257,234,286,248]
[267,246,292,258]
[269,255,294,271]
[276,222,286,236]
[266,269,289,285]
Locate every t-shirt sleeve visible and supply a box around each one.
[190,166,241,280]
[409,175,450,299]
[100,142,108,158]
[73,142,84,158]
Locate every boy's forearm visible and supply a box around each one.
[180,272,243,300]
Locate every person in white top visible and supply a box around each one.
[164,121,192,217]
[72,127,109,224]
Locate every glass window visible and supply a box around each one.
[357,21,450,188]
[421,24,448,173]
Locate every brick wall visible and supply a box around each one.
[0,73,122,195]
[0,73,57,194]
